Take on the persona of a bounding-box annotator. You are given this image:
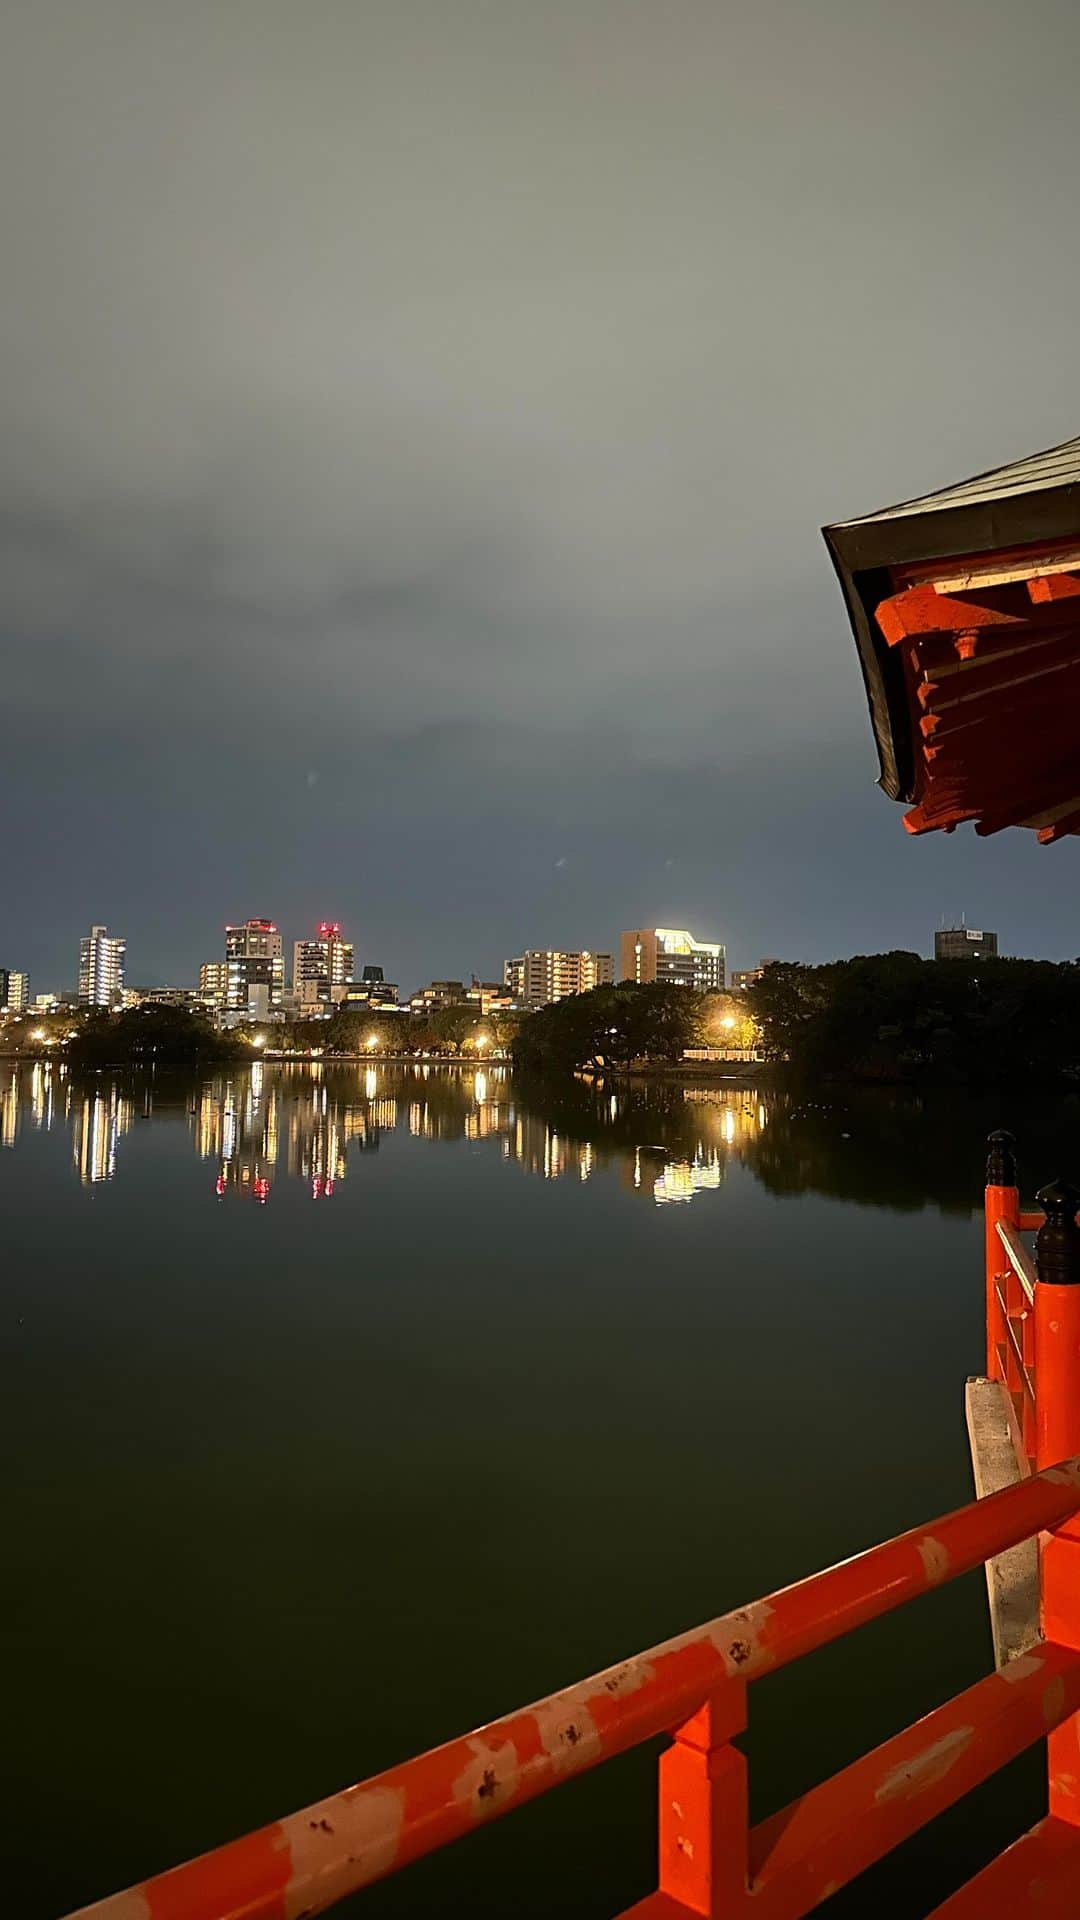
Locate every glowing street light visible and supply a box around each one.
[720,1016,736,1031]
[252,1033,266,1049]
[474,1031,490,1051]
[366,1033,380,1051]
[31,1028,46,1042]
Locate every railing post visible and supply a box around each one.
[1035,1177,1080,1826]
[985,1130,1019,1382]
[658,1685,748,1916]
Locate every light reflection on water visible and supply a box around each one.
[0,1060,765,1208]
[3,1058,1033,1221]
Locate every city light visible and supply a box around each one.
[366,1034,380,1051]
[31,1028,45,1041]
[721,1016,736,1030]
[252,1033,266,1048]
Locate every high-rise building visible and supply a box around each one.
[292,923,354,1006]
[935,926,999,962]
[504,950,614,1007]
[0,969,29,1011]
[225,920,284,1015]
[199,961,228,1005]
[620,928,726,992]
[78,926,126,1008]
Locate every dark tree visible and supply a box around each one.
[67,1004,243,1067]
[512,981,702,1075]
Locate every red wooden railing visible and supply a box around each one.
[66,1135,1080,1918]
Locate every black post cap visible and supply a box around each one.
[986,1129,1018,1188]
[1035,1179,1080,1287]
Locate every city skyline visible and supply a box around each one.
[1,904,1023,1012]
[5,910,714,1003]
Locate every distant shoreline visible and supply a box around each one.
[0,1047,500,1066]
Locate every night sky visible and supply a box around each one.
[4,1,1080,995]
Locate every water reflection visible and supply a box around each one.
[72,1086,134,1185]
[1,1060,1064,1215]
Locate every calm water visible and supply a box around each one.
[4,1060,1079,1917]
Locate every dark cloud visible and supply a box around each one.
[4,0,1080,990]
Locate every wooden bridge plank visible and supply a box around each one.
[965,1376,1039,1667]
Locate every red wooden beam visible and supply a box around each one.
[747,1641,1080,1919]
[65,1463,1080,1920]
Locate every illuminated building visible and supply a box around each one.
[78,925,126,1008]
[125,986,199,1009]
[199,961,228,1005]
[409,980,467,1013]
[730,960,779,991]
[340,965,398,1009]
[935,925,998,962]
[292,923,355,1006]
[503,951,614,1007]
[466,979,515,1014]
[225,920,284,1015]
[0,969,29,1011]
[620,928,725,992]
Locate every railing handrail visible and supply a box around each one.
[68,1457,1080,1920]
[996,1216,1037,1304]
[994,1280,1036,1404]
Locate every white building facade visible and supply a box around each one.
[78,926,126,1008]
[504,949,614,1007]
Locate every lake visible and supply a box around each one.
[4,1059,1078,1918]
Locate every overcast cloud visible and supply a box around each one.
[4,0,1080,991]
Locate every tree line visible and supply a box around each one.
[31,954,1080,1085]
[747,952,1080,1084]
[511,981,704,1074]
